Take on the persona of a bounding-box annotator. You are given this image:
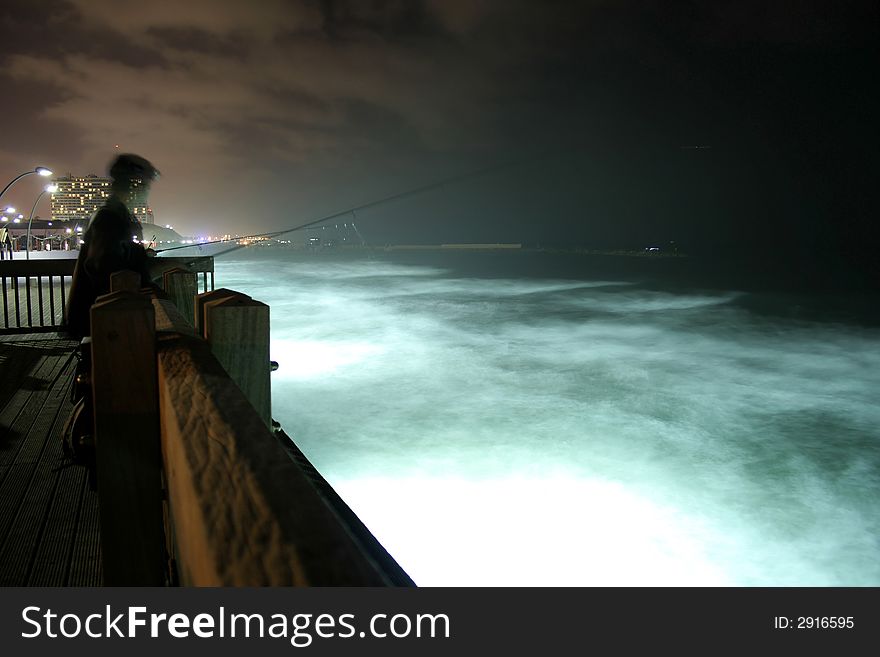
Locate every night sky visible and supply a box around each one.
[1,1,876,284]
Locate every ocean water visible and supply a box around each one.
[211,248,879,586]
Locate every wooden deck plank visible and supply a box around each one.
[28,360,97,586]
[0,333,100,586]
[0,336,45,412]
[27,467,90,586]
[67,472,103,586]
[3,355,78,585]
[0,357,74,585]
[0,345,60,430]
[0,335,73,406]
[0,469,61,585]
[0,465,37,547]
[6,352,73,466]
[0,350,72,469]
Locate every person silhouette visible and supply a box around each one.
[65,153,160,337]
[0,225,10,260]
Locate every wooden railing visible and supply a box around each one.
[0,258,75,333]
[88,268,413,586]
[0,255,214,334]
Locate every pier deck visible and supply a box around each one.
[0,332,102,585]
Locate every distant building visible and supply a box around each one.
[51,174,154,225]
[50,175,110,224]
[127,177,153,221]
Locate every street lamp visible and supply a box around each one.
[0,166,53,203]
[26,183,58,260]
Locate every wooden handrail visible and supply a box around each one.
[0,254,213,278]
[0,259,77,276]
[157,331,398,585]
[0,254,214,333]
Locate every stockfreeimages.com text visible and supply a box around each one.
[22,605,450,647]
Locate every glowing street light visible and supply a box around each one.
[0,166,54,203]
[26,183,59,260]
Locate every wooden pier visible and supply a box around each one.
[0,332,102,585]
[0,256,413,587]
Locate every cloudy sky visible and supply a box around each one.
[0,1,876,274]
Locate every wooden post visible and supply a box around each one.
[203,292,271,427]
[90,290,165,585]
[162,267,197,326]
[194,288,249,336]
[110,269,141,293]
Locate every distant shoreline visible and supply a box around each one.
[378,244,686,257]
[248,242,689,258]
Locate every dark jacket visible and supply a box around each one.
[65,196,153,337]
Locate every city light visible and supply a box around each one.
[0,167,54,204]
[26,182,62,259]
[4,207,15,214]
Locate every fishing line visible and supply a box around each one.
[154,161,505,258]
[154,150,565,262]
[350,210,367,247]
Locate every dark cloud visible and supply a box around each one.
[318,0,437,40]
[146,26,252,60]
[0,0,167,67]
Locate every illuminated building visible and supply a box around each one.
[50,174,154,225]
[127,177,153,220]
[50,174,110,224]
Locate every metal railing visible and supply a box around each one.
[0,255,214,334]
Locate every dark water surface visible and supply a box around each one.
[210,248,879,585]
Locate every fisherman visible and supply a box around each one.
[64,153,160,337]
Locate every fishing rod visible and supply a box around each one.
[153,154,545,261]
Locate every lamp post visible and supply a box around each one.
[26,183,58,260]
[0,166,53,203]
